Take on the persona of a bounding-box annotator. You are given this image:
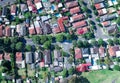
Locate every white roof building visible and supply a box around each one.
[35,2,42,10]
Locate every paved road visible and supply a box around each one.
[0,0,16,7]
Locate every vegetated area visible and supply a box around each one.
[82,70,120,83]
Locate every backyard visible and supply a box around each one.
[82,70,120,83]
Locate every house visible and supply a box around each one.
[108,7,116,14]
[93,0,104,3]
[2,6,7,17]
[75,47,82,59]
[20,4,28,12]
[34,21,42,34]
[16,52,25,68]
[5,26,11,37]
[53,67,63,72]
[82,48,89,57]
[29,24,36,35]
[90,47,99,58]
[52,23,61,34]
[66,1,78,8]
[72,21,87,28]
[16,79,23,83]
[94,3,105,9]
[57,17,66,32]
[16,24,26,36]
[53,59,59,66]
[101,21,111,27]
[0,25,3,37]
[97,8,107,16]
[108,45,120,57]
[54,50,61,59]
[4,53,10,61]
[76,63,91,72]
[70,14,85,22]
[106,24,117,34]
[26,52,34,64]
[76,27,88,35]
[99,46,105,57]
[70,7,80,14]
[44,50,51,65]
[34,51,41,62]
[10,5,17,16]
[40,61,45,68]
[100,13,118,22]
[0,54,3,65]
[27,0,37,13]
[41,16,51,22]
[108,0,113,6]
[34,0,42,10]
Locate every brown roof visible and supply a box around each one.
[5,26,11,37]
[35,27,43,35]
[76,27,88,35]
[11,5,16,14]
[66,1,78,8]
[72,21,87,28]
[108,46,120,57]
[4,53,10,60]
[72,14,85,21]
[94,3,104,9]
[29,27,36,35]
[101,21,110,27]
[70,7,80,14]
[99,46,105,56]
[75,47,82,59]
[16,52,23,61]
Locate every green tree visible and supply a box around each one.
[116,17,120,25]
[62,69,68,77]
[43,41,51,49]
[68,67,74,75]
[32,36,40,44]
[78,40,83,48]
[25,45,32,51]
[114,65,120,71]
[15,42,24,51]
[83,41,90,48]
[40,35,48,44]
[4,38,11,45]
[56,34,65,42]
[91,5,96,10]
[98,38,104,46]
[24,12,31,19]
[72,40,77,47]
[94,10,98,16]
[82,6,88,12]
[90,39,98,46]
[66,34,72,41]
[113,38,119,45]
[107,39,113,46]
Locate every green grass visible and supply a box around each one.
[82,70,120,83]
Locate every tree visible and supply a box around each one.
[113,38,119,45]
[40,35,48,44]
[68,67,75,75]
[62,69,68,77]
[4,38,11,45]
[98,38,104,46]
[56,34,65,42]
[15,42,24,51]
[94,10,98,16]
[114,65,120,71]
[90,39,98,46]
[82,6,88,12]
[107,39,113,46]
[25,45,32,51]
[66,34,72,41]
[116,17,120,25]
[24,12,31,19]
[55,45,61,50]
[78,40,83,48]
[32,36,40,44]
[91,5,96,10]
[83,41,90,48]
[72,40,77,47]
[43,41,51,49]
[15,17,21,24]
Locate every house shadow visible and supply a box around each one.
[79,76,90,83]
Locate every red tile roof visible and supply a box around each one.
[57,17,66,32]
[35,27,42,34]
[75,47,82,59]
[76,63,91,72]
[29,27,36,35]
[77,27,88,35]
[40,62,45,67]
[73,21,87,28]
[72,14,85,22]
[70,7,80,14]
[52,26,61,34]
[16,52,23,62]
[66,1,78,8]
[5,26,11,37]
[99,46,105,56]
[117,10,120,15]
[101,21,110,27]
[108,46,120,57]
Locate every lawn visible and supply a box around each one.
[82,70,120,83]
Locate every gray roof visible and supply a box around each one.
[54,67,63,72]
[82,48,89,54]
[26,52,34,64]
[93,0,104,3]
[44,50,51,64]
[107,24,117,34]
[54,50,61,59]
[20,26,26,36]
[16,79,22,83]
